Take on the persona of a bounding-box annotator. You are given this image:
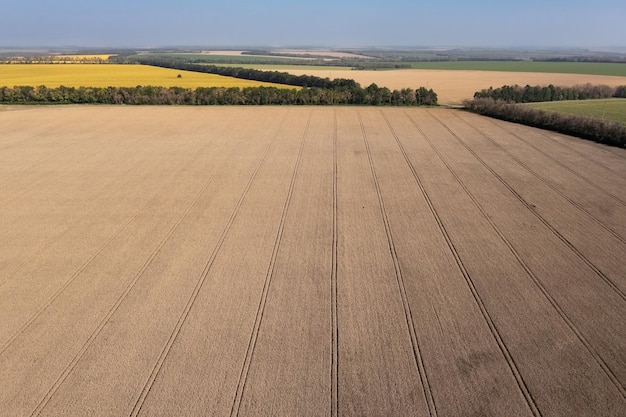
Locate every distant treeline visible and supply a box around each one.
[238,50,410,69]
[0,56,109,64]
[352,63,412,70]
[474,83,626,103]
[112,53,329,67]
[539,56,626,63]
[240,50,365,60]
[464,98,626,148]
[129,56,356,88]
[0,84,437,106]
[115,57,438,105]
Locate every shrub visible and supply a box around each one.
[464,98,626,148]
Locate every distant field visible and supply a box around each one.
[214,63,353,71]
[0,64,291,89]
[139,55,626,76]
[527,98,626,124]
[406,61,626,77]
[144,53,300,63]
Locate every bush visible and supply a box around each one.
[474,83,624,103]
[464,98,626,148]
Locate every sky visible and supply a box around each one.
[0,0,624,48]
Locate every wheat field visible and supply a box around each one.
[1,106,624,416]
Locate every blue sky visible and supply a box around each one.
[0,0,624,48]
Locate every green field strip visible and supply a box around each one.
[526,99,626,124]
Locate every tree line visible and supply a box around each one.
[128,56,358,88]
[0,56,438,106]
[474,83,626,103]
[0,56,109,64]
[463,97,626,148]
[0,84,437,106]
[125,57,438,104]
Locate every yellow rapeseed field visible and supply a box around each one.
[0,64,292,89]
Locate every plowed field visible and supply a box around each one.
[1,106,625,417]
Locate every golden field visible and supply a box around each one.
[0,106,625,416]
[0,64,291,89]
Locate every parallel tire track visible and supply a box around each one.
[358,112,437,417]
[403,111,625,398]
[1,160,143,285]
[399,111,543,417]
[1,122,232,354]
[504,122,625,170]
[130,112,293,417]
[1,226,73,285]
[29,129,250,417]
[0,131,120,210]
[428,110,626,302]
[331,109,339,417]
[229,111,311,417]
[1,190,159,356]
[472,114,626,207]
[450,112,626,243]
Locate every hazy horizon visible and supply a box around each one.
[1,0,624,49]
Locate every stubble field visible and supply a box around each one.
[0,106,625,417]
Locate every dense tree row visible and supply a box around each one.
[474,83,624,103]
[0,84,437,106]
[464,98,626,148]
